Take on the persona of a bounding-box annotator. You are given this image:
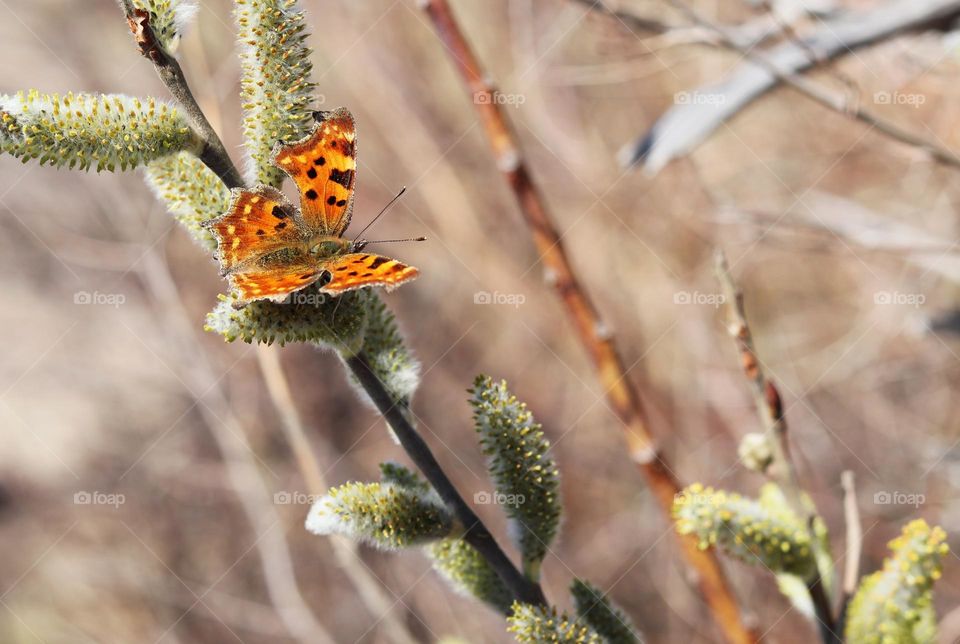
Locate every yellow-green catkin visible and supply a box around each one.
[1,92,199,172]
[507,602,602,644]
[673,483,816,578]
[570,579,641,644]
[305,480,453,550]
[427,537,514,614]
[470,376,561,574]
[145,151,229,249]
[205,286,370,348]
[235,0,316,187]
[845,520,948,644]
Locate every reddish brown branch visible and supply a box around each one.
[420,1,756,641]
[715,251,838,642]
[715,252,803,509]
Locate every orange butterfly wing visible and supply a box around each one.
[229,263,324,306]
[273,108,357,237]
[205,186,303,276]
[319,253,419,296]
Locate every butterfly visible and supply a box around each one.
[205,107,419,307]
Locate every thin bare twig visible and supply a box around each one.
[645,0,960,171]
[715,250,839,643]
[256,346,421,644]
[345,353,548,607]
[117,1,245,189]
[714,251,804,514]
[570,0,673,33]
[836,470,862,634]
[419,1,756,641]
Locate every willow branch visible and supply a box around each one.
[419,1,755,641]
[715,250,838,643]
[715,251,804,514]
[118,1,245,190]
[344,352,547,608]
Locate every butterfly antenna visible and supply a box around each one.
[354,186,407,241]
[361,237,427,245]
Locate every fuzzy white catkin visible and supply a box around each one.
[1,92,199,172]
[235,0,316,187]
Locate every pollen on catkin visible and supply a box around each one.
[570,580,640,644]
[351,294,421,405]
[0,92,200,172]
[469,376,561,573]
[672,483,817,579]
[205,285,369,348]
[427,537,514,614]
[305,479,453,550]
[235,0,316,187]
[507,602,602,644]
[844,520,948,644]
[145,151,230,250]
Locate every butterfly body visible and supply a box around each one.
[205,108,419,306]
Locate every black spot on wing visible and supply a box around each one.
[329,169,354,188]
[306,189,318,200]
[368,256,390,269]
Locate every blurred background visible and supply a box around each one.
[1,0,959,642]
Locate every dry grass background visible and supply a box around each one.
[1,0,959,642]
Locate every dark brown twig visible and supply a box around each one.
[345,353,547,607]
[118,1,245,189]
[420,0,756,641]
